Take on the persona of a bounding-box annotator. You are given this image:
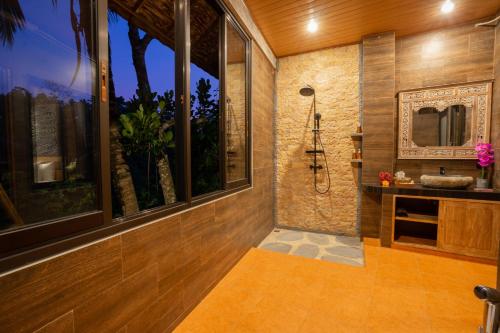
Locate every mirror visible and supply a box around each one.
[398,81,492,160]
[412,105,471,147]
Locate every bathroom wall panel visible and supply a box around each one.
[0,237,123,333]
[33,312,74,333]
[361,32,396,238]
[492,21,500,189]
[0,45,275,333]
[395,22,496,180]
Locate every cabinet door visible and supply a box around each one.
[438,200,499,259]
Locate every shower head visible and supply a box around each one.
[299,85,315,97]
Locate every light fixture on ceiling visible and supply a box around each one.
[441,0,455,14]
[307,19,318,33]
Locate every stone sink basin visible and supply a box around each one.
[420,175,473,189]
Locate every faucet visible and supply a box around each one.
[440,167,446,176]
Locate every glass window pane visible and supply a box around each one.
[0,0,97,227]
[190,0,221,197]
[225,21,247,182]
[108,0,178,218]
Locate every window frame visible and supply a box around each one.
[0,0,252,273]
[223,15,252,190]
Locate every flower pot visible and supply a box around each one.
[476,178,489,189]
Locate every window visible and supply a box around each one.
[190,0,222,197]
[0,0,250,270]
[108,0,179,218]
[0,0,100,247]
[225,19,248,184]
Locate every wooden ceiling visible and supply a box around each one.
[244,0,500,57]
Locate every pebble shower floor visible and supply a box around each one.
[258,228,364,266]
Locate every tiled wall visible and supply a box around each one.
[275,45,360,236]
[394,23,496,180]
[0,45,275,333]
[361,32,396,238]
[360,22,499,237]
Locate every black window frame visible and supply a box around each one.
[0,0,252,272]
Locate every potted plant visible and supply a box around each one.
[475,142,494,189]
[378,171,393,187]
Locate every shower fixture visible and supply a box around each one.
[300,85,331,194]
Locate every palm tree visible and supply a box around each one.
[108,28,140,216]
[127,23,153,104]
[126,22,177,205]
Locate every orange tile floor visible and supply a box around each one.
[174,245,496,333]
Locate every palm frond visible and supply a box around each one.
[0,0,25,47]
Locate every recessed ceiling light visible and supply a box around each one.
[307,19,318,33]
[441,0,455,14]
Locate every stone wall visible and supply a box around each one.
[275,45,360,236]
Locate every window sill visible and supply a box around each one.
[0,183,251,274]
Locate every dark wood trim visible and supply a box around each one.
[176,0,190,203]
[226,179,249,190]
[245,29,253,185]
[396,79,495,96]
[220,14,227,188]
[191,183,250,206]
[0,211,103,257]
[98,0,112,222]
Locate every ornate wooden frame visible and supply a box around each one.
[398,81,492,160]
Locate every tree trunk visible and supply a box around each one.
[157,156,176,205]
[128,23,152,102]
[108,34,139,216]
[110,121,139,215]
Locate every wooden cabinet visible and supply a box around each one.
[438,200,499,259]
[392,195,500,260]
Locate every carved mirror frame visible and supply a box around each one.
[398,81,492,160]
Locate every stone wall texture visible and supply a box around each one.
[275,45,360,236]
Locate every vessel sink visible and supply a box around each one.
[420,175,473,189]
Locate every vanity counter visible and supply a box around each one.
[363,183,500,201]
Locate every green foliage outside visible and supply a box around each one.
[117,78,220,209]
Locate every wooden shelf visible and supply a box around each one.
[394,236,437,249]
[351,159,362,163]
[351,133,363,138]
[395,213,438,224]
